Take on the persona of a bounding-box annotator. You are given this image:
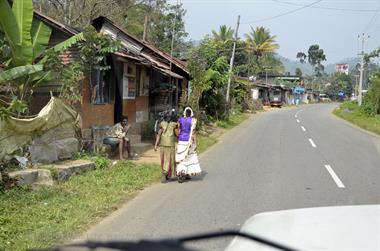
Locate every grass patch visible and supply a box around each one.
[0,162,161,251]
[197,112,249,153]
[215,112,248,129]
[197,135,218,154]
[333,102,380,135]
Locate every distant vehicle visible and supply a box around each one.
[226,205,380,251]
[319,94,331,103]
[269,90,283,107]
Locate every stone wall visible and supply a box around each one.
[28,127,79,164]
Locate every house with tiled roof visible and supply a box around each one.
[30,11,190,154]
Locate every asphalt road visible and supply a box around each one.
[80,104,380,250]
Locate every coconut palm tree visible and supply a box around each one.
[211,25,234,42]
[245,26,280,75]
[245,26,279,59]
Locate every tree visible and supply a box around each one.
[33,0,141,27]
[362,72,380,115]
[297,44,326,77]
[245,26,280,74]
[245,27,279,59]
[146,1,188,57]
[295,67,302,76]
[211,25,234,43]
[0,0,84,118]
[326,73,353,100]
[0,0,119,118]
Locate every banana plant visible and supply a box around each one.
[0,0,83,116]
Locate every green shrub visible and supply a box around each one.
[141,120,156,141]
[361,72,380,116]
[92,156,110,169]
[339,101,358,111]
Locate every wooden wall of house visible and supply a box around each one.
[122,96,149,123]
[80,78,115,128]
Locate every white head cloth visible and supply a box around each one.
[183,106,194,117]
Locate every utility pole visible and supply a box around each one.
[169,0,179,109]
[354,74,359,97]
[358,33,369,106]
[226,15,240,104]
[142,15,148,41]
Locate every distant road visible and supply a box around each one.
[81,104,380,250]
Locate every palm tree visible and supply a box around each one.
[211,25,234,42]
[245,26,279,74]
[245,26,279,59]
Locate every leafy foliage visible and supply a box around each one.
[297,44,326,77]
[211,25,234,43]
[35,0,189,58]
[0,0,120,119]
[326,73,353,100]
[362,72,380,116]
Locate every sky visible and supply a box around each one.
[169,0,380,64]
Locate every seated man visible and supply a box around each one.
[104,116,133,160]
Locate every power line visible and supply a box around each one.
[241,0,323,24]
[272,0,378,13]
[362,5,380,33]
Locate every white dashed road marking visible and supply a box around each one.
[301,126,306,132]
[308,138,317,148]
[296,119,300,123]
[324,165,345,188]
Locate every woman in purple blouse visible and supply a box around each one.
[175,106,202,183]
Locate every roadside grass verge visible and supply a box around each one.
[0,161,161,251]
[215,112,248,129]
[197,112,250,153]
[197,135,218,154]
[333,102,380,136]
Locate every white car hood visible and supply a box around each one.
[226,205,380,251]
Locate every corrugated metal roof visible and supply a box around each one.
[114,51,143,62]
[141,52,170,70]
[92,16,189,76]
[34,11,78,36]
[153,66,184,79]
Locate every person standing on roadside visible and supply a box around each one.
[154,112,178,183]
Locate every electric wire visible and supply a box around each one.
[241,0,323,24]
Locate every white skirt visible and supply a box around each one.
[176,141,202,176]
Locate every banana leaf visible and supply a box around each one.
[31,19,52,60]
[0,64,43,82]
[39,32,84,64]
[52,32,84,52]
[12,0,33,47]
[0,0,20,52]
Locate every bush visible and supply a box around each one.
[361,72,380,116]
[141,120,156,141]
[340,101,359,111]
[92,156,110,169]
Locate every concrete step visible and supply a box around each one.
[132,142,153,155]
[8,169,53,186]
[54,160,95,182]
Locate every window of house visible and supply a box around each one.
[139,67,150,96]
[123,63,136,99]
[91,69,110,104]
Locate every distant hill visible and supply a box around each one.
[276,55,313,75]
[277,55,360,75]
